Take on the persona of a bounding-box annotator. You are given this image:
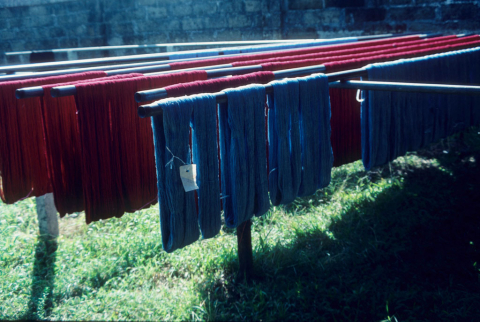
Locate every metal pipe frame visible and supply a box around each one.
[15,34,469,100]
[0,34,416,74]
[137,76,480,118]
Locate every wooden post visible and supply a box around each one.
[36,193,59,239]
[237,219,253,282]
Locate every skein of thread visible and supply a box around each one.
[74,72,209,223]
[40,73,143,216]
[0,71,107,204]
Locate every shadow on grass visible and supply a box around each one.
[20,238,58,321]
[198,134,480,321]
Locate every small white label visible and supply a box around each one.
[180,164,199,192]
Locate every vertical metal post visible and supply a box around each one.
[237,219,253,282]
[36,193,59,239]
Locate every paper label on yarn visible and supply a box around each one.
[180,164,199,192]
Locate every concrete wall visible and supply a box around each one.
[1,0,479,64]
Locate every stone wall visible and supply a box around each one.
[1,0,479,65]
[284,0,480,39]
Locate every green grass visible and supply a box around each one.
[1,127,480,321]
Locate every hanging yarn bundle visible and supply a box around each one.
[0,71,107,204]
[75,77,150,222]
[298,74,333,196]
[152,96,200,252]
[152,93,227,250]
[361,46,480,170]
[40,73,143,216]
[329,88,362,167]
[74,71,209,223]
[219,85,270,228]
[267,75,333,205]
[191,94,222,239]
[267,79,302,206]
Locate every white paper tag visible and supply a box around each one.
[180,164,199,192]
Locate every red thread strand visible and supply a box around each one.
[40,73,143,216]
[74,71,208,223]
[0,71,107,204]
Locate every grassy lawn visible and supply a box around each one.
[1,127,480,321]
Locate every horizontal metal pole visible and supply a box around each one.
[135,89,168,105]
[113,63,234,76]
[138,79,480,118]
[1,53,172,73]
[106,64,171,75]
[325,68,368,81]
[206,65,263,78]
[5,40,315,56]
[134,63,329,103]
[2,51,258,82]
[1,61,172,82]
[50,85,77,98]
[273,65,327,79]
[16,86,45,99]
[7,35,403,56]
[2,51,258,83]
[48,64,240,99]
[51,63,350,100]
[145,64,234,76]
[330,80,480,94]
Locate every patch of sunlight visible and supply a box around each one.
[325,230,336,240]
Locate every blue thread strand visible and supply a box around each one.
[362,47,480,170]
[219,85,270,227]
[152,97,199,252]
[250,86,270,217]
[298,74,333,196]
[191,94,221,239]
[268,79,302,205]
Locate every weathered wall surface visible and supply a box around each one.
[1,0,479,64]
[284,0,480,39]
